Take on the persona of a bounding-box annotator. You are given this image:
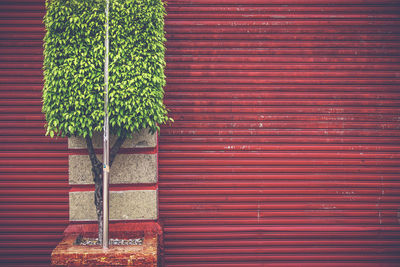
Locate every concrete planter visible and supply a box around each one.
[51,129,161,266]
[51,222,162,266]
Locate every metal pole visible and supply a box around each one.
[103,0,110,249]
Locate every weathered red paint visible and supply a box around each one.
[0,0,68,265]
[159,0,400,266]
[1,0,400,266]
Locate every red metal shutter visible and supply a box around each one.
[0,0,69,265]
[159,0,400,266]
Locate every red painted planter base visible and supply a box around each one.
[51,222,162,266]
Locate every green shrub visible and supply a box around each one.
[43,0,170,139]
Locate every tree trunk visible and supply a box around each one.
[93,161,104,244]
[85,134,127,243]
[85,136,104,243]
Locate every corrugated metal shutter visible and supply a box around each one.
[159,0,400,266]
[0,0,69,266]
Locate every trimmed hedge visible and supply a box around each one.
[43,0,170,138]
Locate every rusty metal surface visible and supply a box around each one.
[1,0,400,266]
[159,0,400,266]
[0,0,69,265]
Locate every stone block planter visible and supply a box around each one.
[51,222,162,266]
[53,128,161,266]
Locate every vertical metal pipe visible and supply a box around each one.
[103,0,110,249]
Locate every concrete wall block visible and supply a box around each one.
[69,154,157,184]
[69,190,158,221]
[68,128,156,149]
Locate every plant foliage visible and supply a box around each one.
[43,0,170,139]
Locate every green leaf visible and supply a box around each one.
[42,0,172,139]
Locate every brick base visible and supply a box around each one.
[51,222,162,266]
